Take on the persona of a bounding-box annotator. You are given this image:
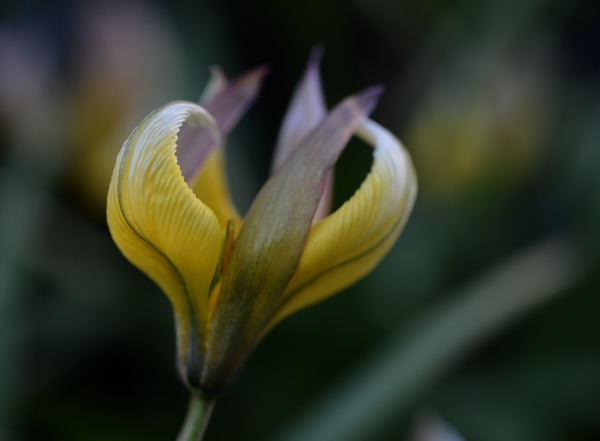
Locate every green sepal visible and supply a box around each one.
[200,87,382,395]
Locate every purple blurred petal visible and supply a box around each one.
[177,66,267,183]
[205,65,268,134]
[272,48,334,222]
[272,47,327,171]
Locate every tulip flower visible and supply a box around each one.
[107,52,416,438]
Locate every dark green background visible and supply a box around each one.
[0,0,599,440]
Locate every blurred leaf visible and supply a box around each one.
[407,414,466,441]
[0,147,62,426]
[271,237,583,441]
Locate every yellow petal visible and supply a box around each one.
[191,146,241,230]
[106,101,223,384]
[265,119,417,332]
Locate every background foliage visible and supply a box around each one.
[0,0,599,440]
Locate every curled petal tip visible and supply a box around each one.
[265,118,417,332]
[107,101,224,389]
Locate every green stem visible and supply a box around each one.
[176,393,215,441]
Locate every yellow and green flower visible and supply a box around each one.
[107,53,417,397]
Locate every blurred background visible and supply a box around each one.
[0,0,599,440]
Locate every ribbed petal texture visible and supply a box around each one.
[266,119,417,332]
[107,102,223,386]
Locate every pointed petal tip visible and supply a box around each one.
[272,49,327,171]
[308,45,324,69]
[304,47,324,85]
[356,84,385,101]
[241,64,270,83]
[210,64,269,84]
[201,64,269,135]
[255,64,271,76]
[229,64,270,97]
[354,85,384,115]
[210,64,270,101]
